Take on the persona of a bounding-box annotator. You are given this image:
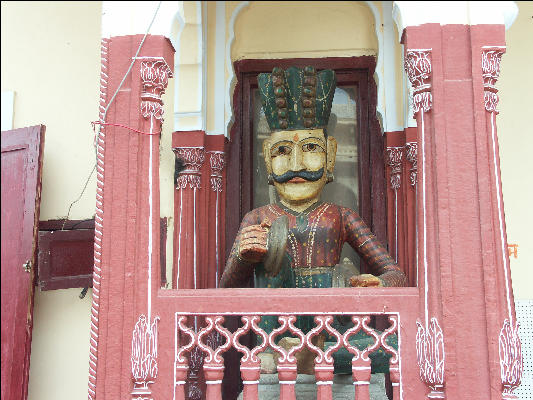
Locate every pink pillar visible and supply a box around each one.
[172,132,226,290]
[172,131,206,290]
[89,35,174,400]
[403,23,522,399]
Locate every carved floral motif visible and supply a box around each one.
[499,319,522,396]
[405,142,418,187]
[387,147,403,191]
[173,147,205,190]
[416,318,445,396]
[131,315,159,397]
[482,48,505,113]
[405,50,433,113]
[187,346,204,400]
[209,151,225,192]
[140,59,173,123]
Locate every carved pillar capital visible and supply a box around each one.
[173,147,206,190]
[208,151,225,193]
[140,58,173,124]
[386,146,403,191]
[482,47,505,113]
[405,50,433,113]
[405,142,418,187]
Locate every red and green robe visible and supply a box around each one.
[220,201,406,289]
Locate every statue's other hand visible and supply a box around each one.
[239,224,269,263]
[349,274,384,287]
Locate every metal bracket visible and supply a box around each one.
[22,259,32,273]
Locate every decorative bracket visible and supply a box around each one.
[405,50,433,114]
[405,142,418,187]
[140,58,173,125]
[208,151,225,193]
[387,147,403,190]
[481,47,505,113]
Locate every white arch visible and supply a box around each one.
[224,1,397,136]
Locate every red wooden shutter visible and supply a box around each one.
[1,125,45,400]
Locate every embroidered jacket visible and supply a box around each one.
[219,202,407,288]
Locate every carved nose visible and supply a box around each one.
[291,147,304,171]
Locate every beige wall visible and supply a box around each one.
[1,2,101,400]
[1,1,101,221]
[498,1,533,300]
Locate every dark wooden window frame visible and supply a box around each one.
[225,56,387,275]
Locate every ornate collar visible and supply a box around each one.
[275,200,324,217]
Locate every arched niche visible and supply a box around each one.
[224,1,407,136]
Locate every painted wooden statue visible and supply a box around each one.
[220,65,406,291]
[220,67,406,372]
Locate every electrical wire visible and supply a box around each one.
[61,1,163,229]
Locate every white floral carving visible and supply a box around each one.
[131,315,159,394]
[173,147,205,190]
[405,142,418,186]
[416,318,445,394]
[482,48,505,113]
[387,147,403,191]
[405,50,433,113]
[208,152,225,192]
[140,59,173,122]
[499,319,522,396]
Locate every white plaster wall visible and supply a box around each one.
[498,1,533,301]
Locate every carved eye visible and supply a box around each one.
[302,143,324,153]
[271,144,292,157]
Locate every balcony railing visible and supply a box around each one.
[155,287,420,400]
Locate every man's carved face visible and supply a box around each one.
[263,129,337,208]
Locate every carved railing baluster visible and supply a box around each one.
[175,316,197,400]
[381,315,400,400]
[346,316,380,400]
[306,315,342,400]
[343,317,363,400]
[234,316,268,400]
[269,316,305,400]
[197,316,232,400]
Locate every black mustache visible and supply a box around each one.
[272,168,324,183]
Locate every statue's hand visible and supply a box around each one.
[349,274,384,287]
[238,219,271,263]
